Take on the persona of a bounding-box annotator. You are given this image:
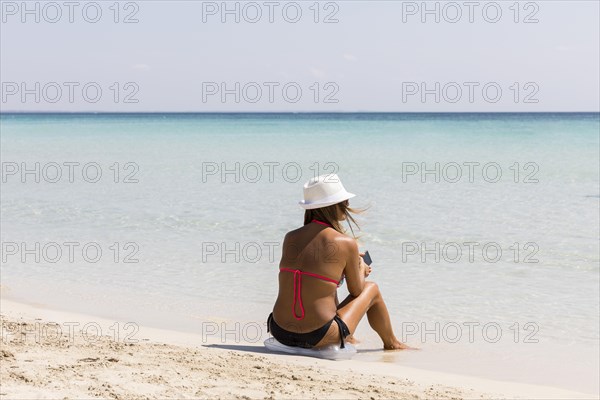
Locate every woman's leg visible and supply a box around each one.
[336,281,411,350]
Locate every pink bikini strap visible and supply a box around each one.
[311,219,332,227]
[279,268,340,320]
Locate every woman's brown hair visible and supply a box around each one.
[303,200,362,237]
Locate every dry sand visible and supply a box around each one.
[0,298,593,400]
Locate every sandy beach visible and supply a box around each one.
[1,298,594,400]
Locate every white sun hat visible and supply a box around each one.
[298,174,356,210]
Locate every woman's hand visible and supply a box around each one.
[359,253,372,277]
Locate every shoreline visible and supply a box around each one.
[1,296,595,400]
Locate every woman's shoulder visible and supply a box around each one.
[284,225,356,249]
[321,229,357,251]
[284,226,303,239]
[332,232,358,250]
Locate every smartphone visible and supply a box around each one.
[361,251,373,266]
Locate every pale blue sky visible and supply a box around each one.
[1,1,599,112]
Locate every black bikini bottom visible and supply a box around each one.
[267,312,350,349]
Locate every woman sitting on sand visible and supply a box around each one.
[267,174,410,350]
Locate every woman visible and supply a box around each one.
[267,174,410,350]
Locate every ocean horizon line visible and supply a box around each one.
[1,111,599,115]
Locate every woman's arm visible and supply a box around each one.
[343,238,365,297]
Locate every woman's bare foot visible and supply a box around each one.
[383,339,418,350]
[346,335,360,345]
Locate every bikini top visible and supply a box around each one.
[279,219,343,321]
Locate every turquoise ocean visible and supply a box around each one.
[1,113,598,394]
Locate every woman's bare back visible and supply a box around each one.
[272,223,350,332]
